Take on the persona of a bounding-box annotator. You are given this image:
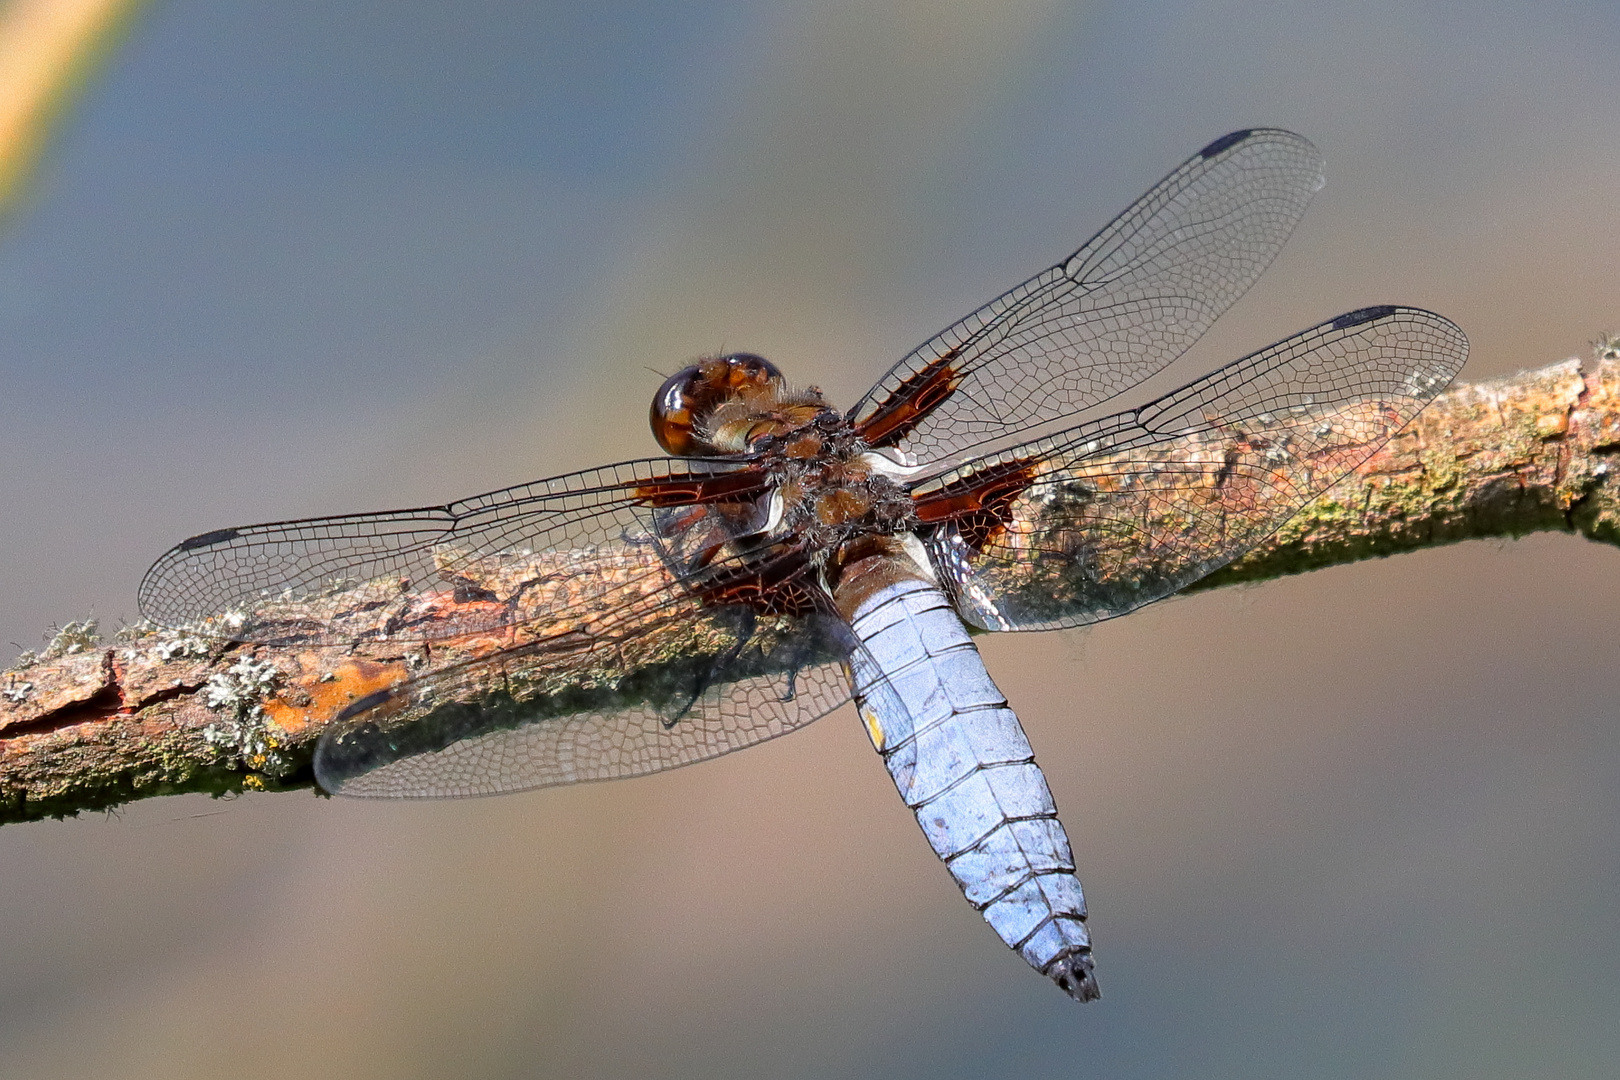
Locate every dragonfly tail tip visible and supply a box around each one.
[1048,950,1100,1002]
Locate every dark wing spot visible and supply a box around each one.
[1199,129,1254,159]
[1331,305,1397,331]
[177,528,241,551]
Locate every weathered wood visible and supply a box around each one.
[4,350,1618,826]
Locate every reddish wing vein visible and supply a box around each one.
[916,306,1468,632]
[849,128,1327,467]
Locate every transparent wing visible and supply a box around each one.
[313,599,860,797]
[849,128,1326,465]
[917,306,1468,631]
[137,458,767,644]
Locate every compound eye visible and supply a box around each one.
[650,364,703,456]
[718,352,782,388]
[650,353,783,456]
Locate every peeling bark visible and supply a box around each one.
[4,352,1618,826]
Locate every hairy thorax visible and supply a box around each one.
[749,409,918,557]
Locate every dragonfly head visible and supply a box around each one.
[651,352,833,456]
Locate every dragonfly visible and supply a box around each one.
[139,129,1467,1002]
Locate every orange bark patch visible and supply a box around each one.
[262,657,410,736]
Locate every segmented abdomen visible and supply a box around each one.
[846,575,1098,1000]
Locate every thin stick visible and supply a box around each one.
[4,350,1617,825]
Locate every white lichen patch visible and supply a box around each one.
[42,619,100,659]
[113,619,156,644]
[155,630,213,663]
[114,619,217,663]
[201,656,294,777]
[2,678,33,704]
[10,618,103,670]
[203,656,280,711]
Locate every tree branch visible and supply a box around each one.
[5,349,1619,826]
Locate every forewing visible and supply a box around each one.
[918,306,1468,631]
[850,129,1326,465]
[138,458,766,644]
[313,601,858,796]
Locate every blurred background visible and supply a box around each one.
[1,0,1618,1076]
